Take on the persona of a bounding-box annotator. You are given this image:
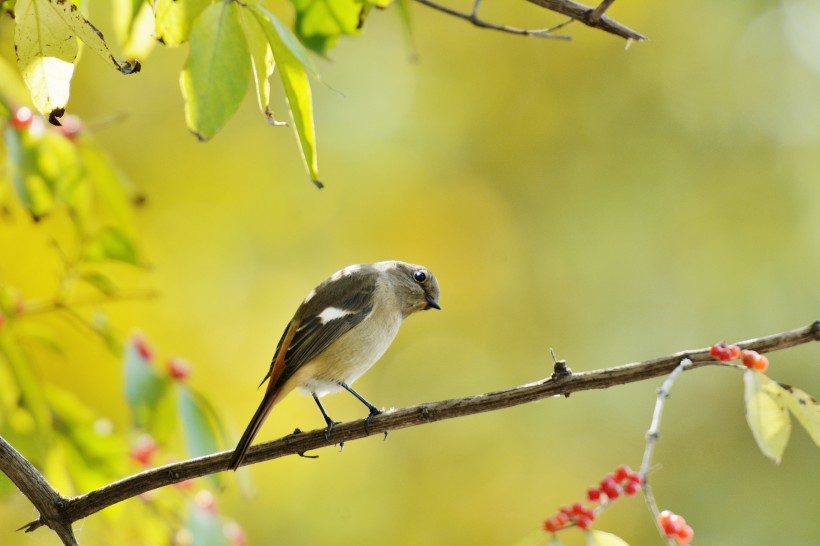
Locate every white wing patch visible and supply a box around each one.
[317,306,354,324]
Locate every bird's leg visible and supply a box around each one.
[339,382,382,435]
[313,394,339,442]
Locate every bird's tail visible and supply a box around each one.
[228,389,280,471]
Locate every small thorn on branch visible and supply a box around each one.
[549,347,573,380]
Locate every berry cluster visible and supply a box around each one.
[588,464,643,501]
[543,465,643,534]
[710,342,768,372]
[658,510,694,545]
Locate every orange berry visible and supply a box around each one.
[752,354,769,372]
[741,349,759,368]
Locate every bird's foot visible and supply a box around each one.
[364,408,382,435]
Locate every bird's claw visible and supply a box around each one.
[364,408,382,435]
[323,420,339,442]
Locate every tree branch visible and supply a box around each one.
[413,0,572,40]
[525,0,646,41]
[0,436,77,545]
[413,0,646,41]
[10,319,819,537]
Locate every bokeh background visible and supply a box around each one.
[1,0,819,544]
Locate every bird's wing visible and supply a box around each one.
[261,270,378,392]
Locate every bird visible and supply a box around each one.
[228,261,441,470]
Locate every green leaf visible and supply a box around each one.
[187,496,229,546]
[178,386,221,458]
[84,226,139,264]
[45,385,130,493]
[587,530,630,546]
[250,5,320,185]
[777,383,820,447]
[14,0,140,122]
[0,55,31,115]
[113,0,156,59]
[79,271,117,296]
[4,125,56,220]
[180,1,250,141]
[239,7,275,118]
[0,328,52,441]
[124,337,170,427]
[77,138,138,239]
[14,0,77,121]
[744,370,791,463]
[290,0,361,55]
[154,0,211,47]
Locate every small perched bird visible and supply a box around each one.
[228,261,441,470]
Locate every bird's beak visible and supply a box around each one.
[425,294,442,310]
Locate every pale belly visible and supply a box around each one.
[290,309,403,398]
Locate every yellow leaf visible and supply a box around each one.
[777,383,820,447]
[744,370,791,463]
[14,0,77,121]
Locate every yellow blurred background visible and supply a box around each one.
[1,0,819,544]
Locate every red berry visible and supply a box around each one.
[677,524,694,544]
[576,515,593,530]
[554,513,569,527]
[11,107,33,130]
[614,465,631,482]
[57,114,83,139]
[194,490,217,513]
[623,481,640,495]
[752,354,769,372]
[727,344,741,360]
[175,478,195,491]
[168,357,192,380]
[626,472,643,485]
[544,517,560,532]
[559,505,573,518]
[741,349,759,368]
[130,434,158,466]
[133,333,154,362]
[224,521,247,546]
[587,487,601,502]
[659,512,684,537]
[571,502,586,515]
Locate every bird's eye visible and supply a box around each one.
[413,270,427,283]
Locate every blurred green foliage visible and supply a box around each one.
[0,0,819,545]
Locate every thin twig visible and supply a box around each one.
[6,320,818,537]
[524,0,646,40]
[640,358,689,546]
[589,0,616,23]
[413,0,572,40]
[18,290,159,317]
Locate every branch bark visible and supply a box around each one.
[7,319,819,542]
[413,0,647,41]
[0,437,77,545]
[525,0,646,40]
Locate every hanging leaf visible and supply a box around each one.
[84,226,139,264]
[14,0,140,123]
[180,1,250,141]
[239,7,275,118]
[4,124,55,220]
[154,0,211,47]
[777,383,820,447]
[178,386,222,459]
[290,0,361,55]
[744,370,791,463]
[14,0,77,122]
[113,0,156,59]
[249,5,320,186]
[186,495,229,546]
[587,530,631,546]
[124,336,170,427]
